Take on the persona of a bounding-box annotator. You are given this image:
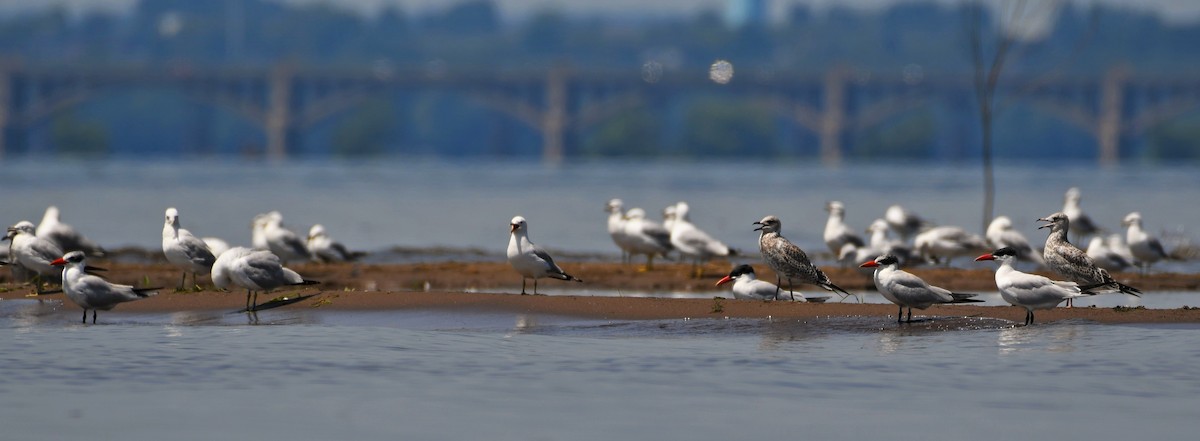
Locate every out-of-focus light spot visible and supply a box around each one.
[642,61,663,83]
[158,12,183,38]
[709,60,734,84]
[902,63,924,85]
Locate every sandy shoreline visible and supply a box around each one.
[4,261,1200,324]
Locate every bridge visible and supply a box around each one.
[1,61,1197,164]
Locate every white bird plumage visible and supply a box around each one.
[507,216,582,294]
[53,251,158,324]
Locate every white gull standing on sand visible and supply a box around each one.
[1086,235,1132,273]
[604,198,635,263]
[5,221,64,293]
[162,207,217,291]
[668,202,736,277]
[885,204,931,240]
[1062,187,1100,241]
[754,215,853,302]
[1123,212,1171,273]
[861,254,981,323]
[622,208,674,270]
[976,247,1096,326]
[37,206,105,257]
[53,251,158,324]
[507,216,582,295]
[211,247,319,311]
[307,224,362,263]
[986,216,1045,266]
[824,201,865,259]
[913,226,990,266]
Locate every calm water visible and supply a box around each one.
[3,159,1198,439]
[1,299,1199,440]
[1,159,1197,268]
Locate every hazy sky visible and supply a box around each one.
[2,0,1198,23]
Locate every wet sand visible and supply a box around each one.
[3,261,1199,324]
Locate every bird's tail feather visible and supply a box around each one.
[949,292,984,303]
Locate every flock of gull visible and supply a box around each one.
[515,187,1174,325]
[0,187,1179,325]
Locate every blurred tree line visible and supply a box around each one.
[1,0,1198,160]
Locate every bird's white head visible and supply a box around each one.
[716,264,756,287]
[42,206,61,223]
[51,250,87,268]
[7,221,36,239]
[825,201,846,216]
[605,198,624,213]
[753,215,781,234]
[510,216,528,234]
[309,224,327,239]
[1065,187,1082,204]
[1122,212,1142,228]
[1037,212,1069,231]
[867,219,889,234]
[165,207,180,226]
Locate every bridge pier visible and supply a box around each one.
[265,65,294,161]
[1097,66,1128,166]
[541,67,567,165]
[819,68,847,166]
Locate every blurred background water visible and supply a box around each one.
[1,159,1196,270]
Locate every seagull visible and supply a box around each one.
[36,206,105,257]
[864,218,922,265]
[507,216,582,295]
[1123,212,1170,274]
[258,211,310,263]
[1062,187,1100,241]
[885,204,931,241]
[986,216,1045,266]
[1038,212,1141,301]
[52,251,159,324]
[1086,235,1133,273]
[913,226,990,266]
[5,221,64,293]
[754,215,853,302]
[716,264,826,302]
[976,247,1097,326]
[622,208,673,270]
[669,202,736,277]
[824,201,865,259]
[203,237,231,258]
[211,247,319,312]
[162,208,217,291]
[605,199,635,263]
[307,224,362,263]
[861,254,982,323]
[662,204,678,234]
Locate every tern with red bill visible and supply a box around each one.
[716,264,826,302]
[861,254,981,323]
[52,251,159,324]
[507,216,582,295]
[976,247,1098,326]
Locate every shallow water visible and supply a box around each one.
[2,298,1199,440]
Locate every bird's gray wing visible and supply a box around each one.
[179,235,217,267]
